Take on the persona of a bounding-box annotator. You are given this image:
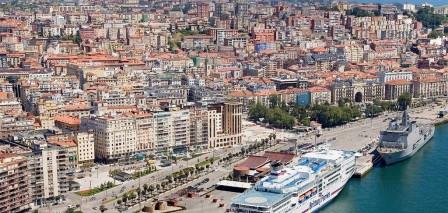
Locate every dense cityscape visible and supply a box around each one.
[1,0,448,212]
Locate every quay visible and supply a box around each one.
[354,154,374,178]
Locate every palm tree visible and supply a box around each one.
[136,187,141,197]
[122,193,128,204]
[148,185,155,195]
[99,205,107,213]
[143,183,149,193]
[128,192,136,201]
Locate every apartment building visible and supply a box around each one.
[189,107,209,151]
[73,130,95,166]
[88,107,191,161]
[377,71,413,83]
[153,109,190,153]
[3,130,78,206]
[0,153,31,212]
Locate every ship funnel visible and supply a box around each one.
[271,161,284,171]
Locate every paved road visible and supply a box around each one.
[39,104,447,213]
[40,142,279,213]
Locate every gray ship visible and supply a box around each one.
[377,110,435,165]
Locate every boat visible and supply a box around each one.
[229,149,356,213]
[377,110,435,165]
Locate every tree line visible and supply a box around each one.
[248,93,413,129]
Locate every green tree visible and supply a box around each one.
[398,92,412,110]
[346,8,375,17]
[428,30,444,39]
[248,103,268,121]
[269,95,281,108]
[122,193,128,204]
[128,192,136,200]
[415,7,447,29]
[365,104,383,117]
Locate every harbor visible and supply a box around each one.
[115,102,448,213]
[321,122,448,213]
[178,104,448,213]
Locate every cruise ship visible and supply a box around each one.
[230,149,356,213]
[377,110,435,165]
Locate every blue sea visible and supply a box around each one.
[320,123,448,213]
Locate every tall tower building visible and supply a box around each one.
[223,102,242,135]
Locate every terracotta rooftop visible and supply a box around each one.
[263,151,295,164]
[54,115,81,125]
[48,139,77,148]
[386,79,412,85]
[236,155,269,170]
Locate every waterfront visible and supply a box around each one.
[321,123,448,213]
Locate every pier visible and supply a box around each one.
[354,154,374,178]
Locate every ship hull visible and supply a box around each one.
[294,162,355,212]
[380,127,435,165]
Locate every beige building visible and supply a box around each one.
[73,131,95,165]
[308,86,331,105]
[331,80,384,103]
[88,114,138,161]
[7,131,78,206]
[413,77,447,99]
[189,107,209,151]
[88,103,242,161]
[88,108,190,161]
[385,79,413,100]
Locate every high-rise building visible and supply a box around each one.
[27,141,77,206]
[153,109,190,153]
[208,102,242,148]
[3,131,78,206]
[73,130,95,166]
[0,153,31,212]
[189,107,209,151]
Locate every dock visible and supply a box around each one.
[353,154,374,178]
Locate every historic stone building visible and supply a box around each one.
[331,79,384,103]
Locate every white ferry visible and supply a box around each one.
[230,149,356,213]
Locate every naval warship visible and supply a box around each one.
[377,110,435,165]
